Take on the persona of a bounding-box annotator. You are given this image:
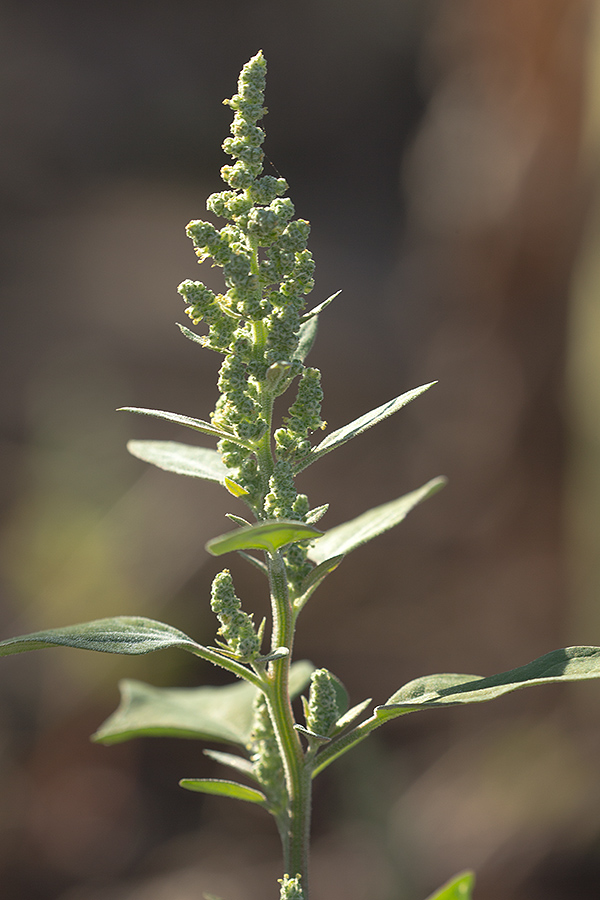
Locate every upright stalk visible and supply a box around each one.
[266,550,312,890]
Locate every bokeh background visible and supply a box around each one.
[1,1,600,898]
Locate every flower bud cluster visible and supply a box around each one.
[210,569,260,660]
[248,694,286,815]
[177,50,324,512]
[278,875,304,900]
[305,668,340,738]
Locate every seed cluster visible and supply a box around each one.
[177,51,325,513]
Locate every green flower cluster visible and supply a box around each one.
[248,693,287,816]
[278,875,304,900]
[305,668,340,738]
[210,569,260,660]
[176,50,325,515]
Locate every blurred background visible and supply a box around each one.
[1,1,600,898]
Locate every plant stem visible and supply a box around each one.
[265,550,312,892]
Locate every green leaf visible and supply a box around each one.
[177,323,205,345]
[332,698,372,736]
[294,316,319,362]
[92,659,315,747]
[206,520,323,557]
[178,778,268,806]
[120,406,248,446]
[308,477,446,565]
[300,289,342,323]
[425,871,475,900]
[93,678,258,746]
[305,503,329,525]
[377,646,600,719]
[224,476,250,497]
[237,551,268,575]
[331,672,349,718]
[295,555,345,613]
[296,383,436,472]
[0,617,201,658]
[127,440,228,483]
[203,749,256,779]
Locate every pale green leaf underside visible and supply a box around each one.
[378,646,600,717]
[207,520,323,556]
[296,382,435,472]
[300,289,342,323]
[294,316,318,362]
[425,871,475,900]
[92,659,315,747]
[308,477,446,565]
[120,406,247,445]
[128,440,228,483]
[179,778,268,805]
[203,749,255,778]
[0,617,201,657]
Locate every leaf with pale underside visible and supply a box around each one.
[92,660,315,747]
[0,617,201,658]
[128,440,228,483]
[207,520,323,557]
[120,406,248,445]
[295,383,435,473]
[203,749,256,779]
[179,778,268,806]
[299,289,342,323]
[308,477,446,565]
[294,316,319,362]
[376,646,600,720]
[294,554,345,613]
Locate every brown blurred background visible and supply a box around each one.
[1,1,600,898]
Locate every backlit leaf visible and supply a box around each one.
[425,871,475,900]
[92,660,315,747]
[207,520,323,556]
[179,778,268,805]
[120,406,247,445]
[0,617,201,658]
[308,477,446,565]
[296,383,435,472]
[377,646,600,719]
[128,440,228,482]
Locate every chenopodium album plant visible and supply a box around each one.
[4,51,600,900]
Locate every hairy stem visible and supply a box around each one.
[265,550,312,891]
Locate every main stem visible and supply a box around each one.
[248,239,312,892]
[266,551,312,893]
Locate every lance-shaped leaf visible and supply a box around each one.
[425,871,475,900]
[299,289,342,323]
[308,477,446,565]
[207,520,323,557]
[295,383,435,473]
[294,555,345,613]
[93,659,315,746]
[376,646,600,720]
[0,617,202,658]
[179,778,268,806]
[332,698,372,737]
[120,406,250,447]
[203,749,256,779]
[128,440,228,483]
[294,315,319,363]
